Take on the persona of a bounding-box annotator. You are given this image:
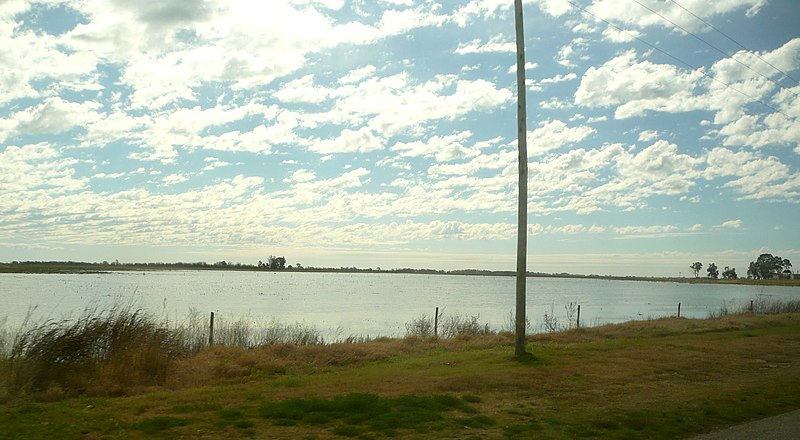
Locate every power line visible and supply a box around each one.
[559,0,795,120]
[629,0,798,100]
[668,0,800,87]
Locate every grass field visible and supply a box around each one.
[1,312,799,439]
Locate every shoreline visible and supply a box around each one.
[1,262,798,287]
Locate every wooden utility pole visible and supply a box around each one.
[514,0,529,356]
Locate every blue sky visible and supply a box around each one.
[0,0,798,276]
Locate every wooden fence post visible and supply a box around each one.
[434,307,439,337]
[209,311,215,346]
[677,302,681,318]
[750,300,754,313]
[577,304,581,329]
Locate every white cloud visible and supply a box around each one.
[0,0,797,274]
[455,35,515,54]
[703,147,798,201]
[338,65,377,84]
[391,131,477,162]
[285,169,317,183]
[451,0,511,27]
[556,38,589,68]
[57,0,449,111]
[275,74,331,104]
[310,127,384,154]
[3,98,101,142]
[601,25,641,43]
[587,0,767,33]
[377,5,447,35]
[638,130,659,142]
[325,73,512,138]
[533,0,574,17]
[715,219,743,229]
[0,143,87,194]
[575,50,705,119]
[529,72,578,92]
[613,225,679,236]
[528,120,596,156]
[587,115,608,123]
[507,61,539,74]
[163,173,189,185]
[203,157,232,171]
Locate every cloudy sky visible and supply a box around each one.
[1,0,798,276]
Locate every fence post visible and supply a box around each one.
[750,300,754,313]
[209,311,215,346]
[677,302,681,318]
[434,307,439,337]
[576,304,581,329]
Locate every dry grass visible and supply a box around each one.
[167,333,512,389]
[1,298,797,403]
[709,295,800,317]
[1,313,799,439]
[0,307,505,401]
[2,308,187,400]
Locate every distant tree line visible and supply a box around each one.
[690,253,794,280]
[689,261,737,279]
[258,256,289,270]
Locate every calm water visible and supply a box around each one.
[1,271,797,339]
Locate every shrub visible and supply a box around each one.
[440,314,491,338]
[710,295,800,318]
[405,314,435,338]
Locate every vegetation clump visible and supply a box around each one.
[710,295,800,317]
[2,296,800,403]
[4,308,186,398]
[404,311,492,338]
[0,311,799,438]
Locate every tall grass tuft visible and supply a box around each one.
[404,312,491,339]
[405,314,435,338]
[710,295,800,318]
[5,307,187,398]
[439,314,491,338]
[215,317,324,347]
[166,311,325,350]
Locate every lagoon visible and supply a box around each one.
[1,271,797,339]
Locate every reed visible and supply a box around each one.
[439,313,491,338]
[404,314,435,338]
[0,307,332,399]
[709,295,800,318]
[3,307,186,399]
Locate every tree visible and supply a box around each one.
[690,262,703,278]
[267,255,286,270]
[706,263,719,279]
[748,253,792,279]
[747,261,758,279]
[722,266,737,279]
[513,0,529,357]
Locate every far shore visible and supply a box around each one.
[2,261,798,287]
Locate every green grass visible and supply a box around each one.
[258,393,482,436]
[1,314,800,438]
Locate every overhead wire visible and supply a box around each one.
[667,0,800,87]
[629,0,798,100]
[559,0,795,120]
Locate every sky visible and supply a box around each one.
[0,0,798,277]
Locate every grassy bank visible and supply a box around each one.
[1,311,799,439]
